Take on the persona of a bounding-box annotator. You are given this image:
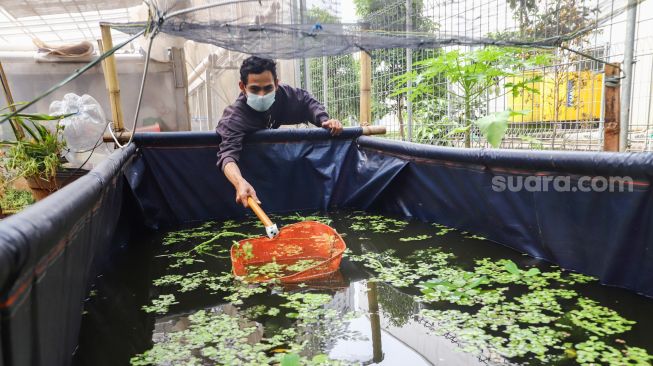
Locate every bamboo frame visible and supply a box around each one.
[359,51,372,126]
[100,24,125,131]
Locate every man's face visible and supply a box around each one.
[239,71,278,96]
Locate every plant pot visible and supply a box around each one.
[25,175,59,201]
[25,168,89,201]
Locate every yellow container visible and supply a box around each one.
[508,70,603,123]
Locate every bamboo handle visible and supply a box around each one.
[247,197,273,227]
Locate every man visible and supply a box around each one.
[216,56,343,208]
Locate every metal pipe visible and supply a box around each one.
[322,56,328,109]
[619,0,638,152]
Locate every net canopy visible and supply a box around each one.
[108,0,646,59]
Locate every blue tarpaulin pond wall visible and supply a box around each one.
[1,128,652,365]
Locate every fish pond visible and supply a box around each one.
[72,211,653,366]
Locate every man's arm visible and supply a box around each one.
[216,114,260,208]
[297,88,343,135]
[223,161,259,208]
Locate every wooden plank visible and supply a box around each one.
[603,63,620,152]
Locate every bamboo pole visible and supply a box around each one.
[100,24,125,131]
[367,281,384,363]
[361,125,386,135]
[0,61,25,140]
[359,50,372,126]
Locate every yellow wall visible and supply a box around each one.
[508,71,603,123]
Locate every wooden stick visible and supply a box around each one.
[100,24,125,131]
[103,131,132,143]
[603,63,620,152]
[359,50,372,126]
[247,197,273,228]
[361,126,386,135]
[0,61,25,140]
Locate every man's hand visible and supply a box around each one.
[236,179,260,208]
[321,119,343,136]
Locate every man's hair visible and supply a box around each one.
[240,56,277,84]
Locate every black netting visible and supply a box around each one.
[107,0,644,59]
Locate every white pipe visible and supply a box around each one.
[619,0,638,152]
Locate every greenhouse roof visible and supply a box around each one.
[0,0,140,46]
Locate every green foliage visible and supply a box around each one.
[475,258,551,289]
[399,234,431,242]
[3,121,66,179]
[575,337,653,365]
[141,294,178,314]
[2,116,67,180]
[568,298,636,336]
[131,310,297,365]
[420,272,496,306]
[348,213,408,233]
[0,188,34,211]
[283,212,333,225]
[475,109,529,148]
[348,248,454,287]
[506,0,598,45]
[134,214,651,366]
[233,240,254,261]
[433,223,454,236]
[393,47,551,147]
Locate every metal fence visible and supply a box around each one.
[301,0,653,152]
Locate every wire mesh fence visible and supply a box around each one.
[299,0,653,151]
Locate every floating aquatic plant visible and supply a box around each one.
[399,234,432,242]
[419,272,493,306]
[433,223,455,236]
[348,213,408,233]
[568,298,636,336]
[141,294,178,314]
[132,212,651,366]
[575,337,653,365]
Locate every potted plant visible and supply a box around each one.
[1,111,71,200]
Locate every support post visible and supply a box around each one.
[100,23,125,131]
[205,68,213,131]
[367,281,384,363]
[170,47,191,131]
[360,50,372,126]
[299,0,311,92]
[0,61,25,140]
[406,0,413,141]
[619,0,638,152]
[322,56,328,110]
[603,63,621,152]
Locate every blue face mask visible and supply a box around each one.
[246,91,276,112]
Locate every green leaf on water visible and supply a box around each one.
[312,354,329,363]
[504,260,520,275]
[281,353,301,366]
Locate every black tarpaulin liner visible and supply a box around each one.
[338,137,653,296]
[130,130,653,298]
[129,129,362,226]
[0,144,136,366]
[1,127,653,366]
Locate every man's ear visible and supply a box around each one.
[239,80,246,93]
[274,79,280,89]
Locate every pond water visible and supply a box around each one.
[72,211,653,366]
